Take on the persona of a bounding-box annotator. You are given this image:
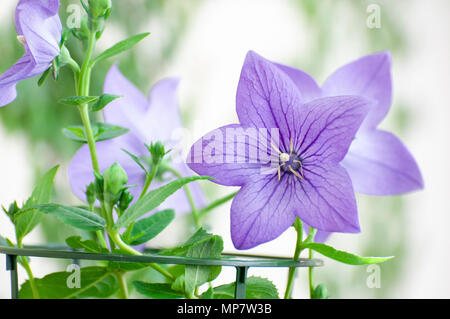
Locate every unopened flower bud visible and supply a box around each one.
[103,163,128,196]
[148,141,166,166]
[85,182,96,207]
[88,0,112,19]
[312,284,328,299]
[118,190,133,213]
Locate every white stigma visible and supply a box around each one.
[17,35,27,46]
[280,153,290,162]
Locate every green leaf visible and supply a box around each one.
[123,209,174,246]
[302,242,394,265]
[184,235,223,296]
[91,33,150,65]
[30,204,106,231]
[59,96,99,106]
[200,277,279,299]
[65,236,108,253]
[15,166,59,240]
[89,94,121,112]
[0,235,9,247]
[19,267,117,299]
[62,126,87,142]
[115,176,211,229]
[133,282,183,299]
[93,122,129,142]
[62,123,129,143]
[198,191,237,218]
[122,148,148,174]
[161,228,214,256]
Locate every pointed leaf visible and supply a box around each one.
[59,96,99,106]
[302,242,394,265]
[65,236,108,253]
[184,235,223,296]
[91,33,150,65]
[124,209,175,246]
[93,122,129,142]
[161,228,214,256]
[115,176,211,229]
[89,94,122,112]
[30,204,106,231]
[15,166,59,240]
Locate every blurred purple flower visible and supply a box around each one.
[69,65,205,215]
[0,0,62,107]
[279,52,424,243]
[187,51,371,249]
[278,51,424,196]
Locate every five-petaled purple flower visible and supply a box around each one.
[187,51,372,249]
[69,65,205,214]
[0,0,62,107]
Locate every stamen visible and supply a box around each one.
[290,139,293,153]
[270,142,281,154]
[289,166,303,179]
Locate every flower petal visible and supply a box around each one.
[142,78,183,147]
[103,64,149,137]
[0,54,37,106]
[341,129,424,195]
[16,0,61,63]
[230,175,297,249]
[236,51,303,151]
[187,124,275,186]
[296,162,360,233]
[322,52,392,130]
[294,96,370,164]
[274,63,321,102]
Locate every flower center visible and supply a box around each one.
[279,152,302,172]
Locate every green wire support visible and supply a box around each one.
[0,245,323,299]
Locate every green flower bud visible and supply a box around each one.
[312,284,328,299]
[85,182,96,207]
[103,162,128,196]
[148,141,166,166]
[88,0,112,19]
[118,190,133,213]
[93,171,105,201]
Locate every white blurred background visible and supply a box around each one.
[1,0,449,298]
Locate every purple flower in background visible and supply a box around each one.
[187,51,371,249]
[278,52,424,195]
[69,65,205,215]
[277,52,424,242]
[0,0,62,107]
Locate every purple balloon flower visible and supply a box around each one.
[0,0,62,107]
[187,51,371,249]
[69,65,205,215]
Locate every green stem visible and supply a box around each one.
[77,32,100,173]
[96,230,108,250]
[284,218,303,299]
[166,166,200,228]
[115,271,129,299]
[138,163,159,200]
[17,239,39,299]
[108,230,175,282]
[308,249,314,298]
